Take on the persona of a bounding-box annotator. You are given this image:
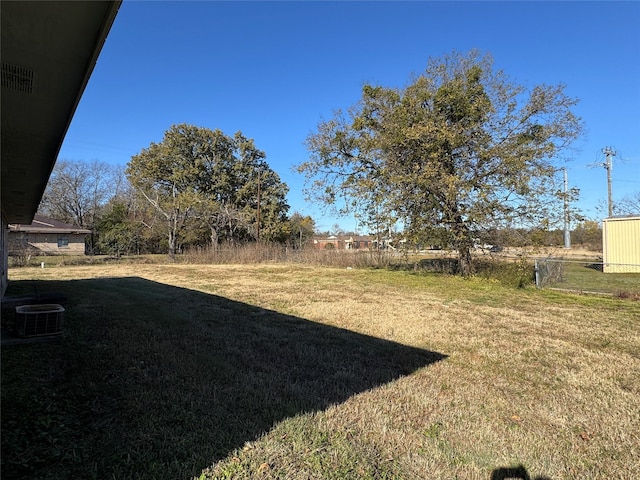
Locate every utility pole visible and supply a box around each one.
[602,147,615,217]
[563,168,571,249]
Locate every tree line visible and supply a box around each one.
[38,126,315,257]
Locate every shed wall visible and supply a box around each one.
[602,217,640,273]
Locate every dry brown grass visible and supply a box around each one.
[4,263,639,479]
[504,246,602,260]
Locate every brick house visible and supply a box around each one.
[8,215,91,256]
[313,235,374,250]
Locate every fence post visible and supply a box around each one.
[534,259,540,288]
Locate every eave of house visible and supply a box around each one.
[1,1,121,225]
[9,226,92,235]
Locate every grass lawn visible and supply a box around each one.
[1,263,639,479]
[538,259,640,296]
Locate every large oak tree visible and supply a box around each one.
[298,51,584,274]
[126,124,288,257]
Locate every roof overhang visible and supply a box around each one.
[9,226,92,235]
[8,214,92,235]
[1,0,121,224]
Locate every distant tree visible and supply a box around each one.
[192,130,289,246]
[38,159,117,228]
[126,124,289,257]
[95,200,139,257]
[88,175,159,255]
[38,159,123,253]
[498,227,533,247]
[331,224,345,237]
[297,50,584,275]
[616,192,640,216]
[572,220,602,250]
[284,212,316,249]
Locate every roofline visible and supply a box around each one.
[602,216,640,222]
[39,1,122,218]
[9,225,92,235]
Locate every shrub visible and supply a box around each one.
[474,256,535,288]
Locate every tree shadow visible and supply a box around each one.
[1,276,446,479]
[491,464,552,480]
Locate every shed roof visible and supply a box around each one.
[602,215,640,223]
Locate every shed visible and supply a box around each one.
[8,215,91,256]
[602,216,640,273]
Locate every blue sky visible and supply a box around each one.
[58,1,640,233]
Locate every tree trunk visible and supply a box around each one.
[457,244,473,276]
[210,228,219,249]
[451,215,474,276]
[168,229,177,259]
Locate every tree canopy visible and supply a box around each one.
[297,50,584,274]
[126,124,289,256]
[615,192,640,216]
[38,159,122,230]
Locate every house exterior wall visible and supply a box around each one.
[602,216,640,273]
[314,239,345,250]
[313,236,373,250]
[346,239,371,249]
[1,214,8,296]
[8,232,87,256]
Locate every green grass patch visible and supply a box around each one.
[539,259,640,296]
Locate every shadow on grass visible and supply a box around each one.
[491,464,551,480]
[1,276,446,480]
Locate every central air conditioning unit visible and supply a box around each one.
[14,304,64,337]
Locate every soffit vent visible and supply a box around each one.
[1,63,34,93]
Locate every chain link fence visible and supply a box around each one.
[534,258,640,296]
